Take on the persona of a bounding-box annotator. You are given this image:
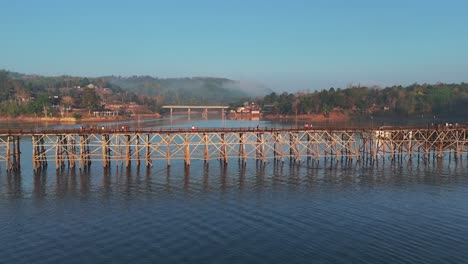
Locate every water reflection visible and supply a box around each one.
[0,159,465,200]
[6,173,22,198]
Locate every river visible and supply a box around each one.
[0,118,467,263]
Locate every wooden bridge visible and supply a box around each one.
[0,126,467,172]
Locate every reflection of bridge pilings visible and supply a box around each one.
[0,157,458,199]
[6,173,22,198]
[33,170,47,199]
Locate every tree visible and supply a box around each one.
[61,95,74,108]
[80,87,101,114]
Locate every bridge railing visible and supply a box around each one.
[1,125,467,135]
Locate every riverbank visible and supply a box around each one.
[263,111,350,122]
[0,113,162,124]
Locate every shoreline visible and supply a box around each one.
[263,112,351,122]
[0,113,162,124]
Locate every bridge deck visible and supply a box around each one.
[0,125,466,136]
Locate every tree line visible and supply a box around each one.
[1,69,468,119]
[0,70,154,117]
[253,83,468,118]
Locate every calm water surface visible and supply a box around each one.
[0,119,467,263]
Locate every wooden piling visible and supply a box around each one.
[166,135,171,167]
[203,133,209,163]
[145,134,151,167]
[184,133,190,167]
[136,134,141,167]
[126,134,131,168]
[102,134,108,168]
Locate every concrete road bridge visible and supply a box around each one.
[161,105,230,120]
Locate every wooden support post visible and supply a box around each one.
[273,133,277,161]
[260,133,266,162]
[15,136,20,171]
[293,132,300,162]
[279,133,285,163]
[107,135,111,166]
[289,133,293,161]
[85,135,91,166]
[61,135,67,168]
[69,135,76,168]
[55,135,60,170]
[79,135,84,168]
[146,134,151,167]
[136,134,141,167]
[6,136,11,171]
[408,131,412,162]
[223,133,228,164]
[40,137,47,167]
[32,135,38,170]
[126,134,131,168]
[220,133,225,160]
[255,133,261,161]
[438,134,443,160]
[166,135,171,167]
[203,133,209,163]
[184,133,190,166]
[102,134,108,168]
[239,133,246,163]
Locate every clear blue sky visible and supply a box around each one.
[1,0,468,91]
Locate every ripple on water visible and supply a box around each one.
[1,157,468,263]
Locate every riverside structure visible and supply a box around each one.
[161,105,230,120]
[0,126,467,172]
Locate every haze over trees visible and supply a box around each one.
[0,69,467,119]
[103,75,271,105]
[0,70,269,117]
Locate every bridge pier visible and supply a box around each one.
[170,108,173,124]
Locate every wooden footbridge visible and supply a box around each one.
[0,126,467,172]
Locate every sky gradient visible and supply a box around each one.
[1,0,468,91]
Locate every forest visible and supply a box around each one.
[1,69,468,119]
[252,83,468,118]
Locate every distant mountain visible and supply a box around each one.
[102,76,271,105]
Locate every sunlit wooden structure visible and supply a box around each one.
[0,126,467,172]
